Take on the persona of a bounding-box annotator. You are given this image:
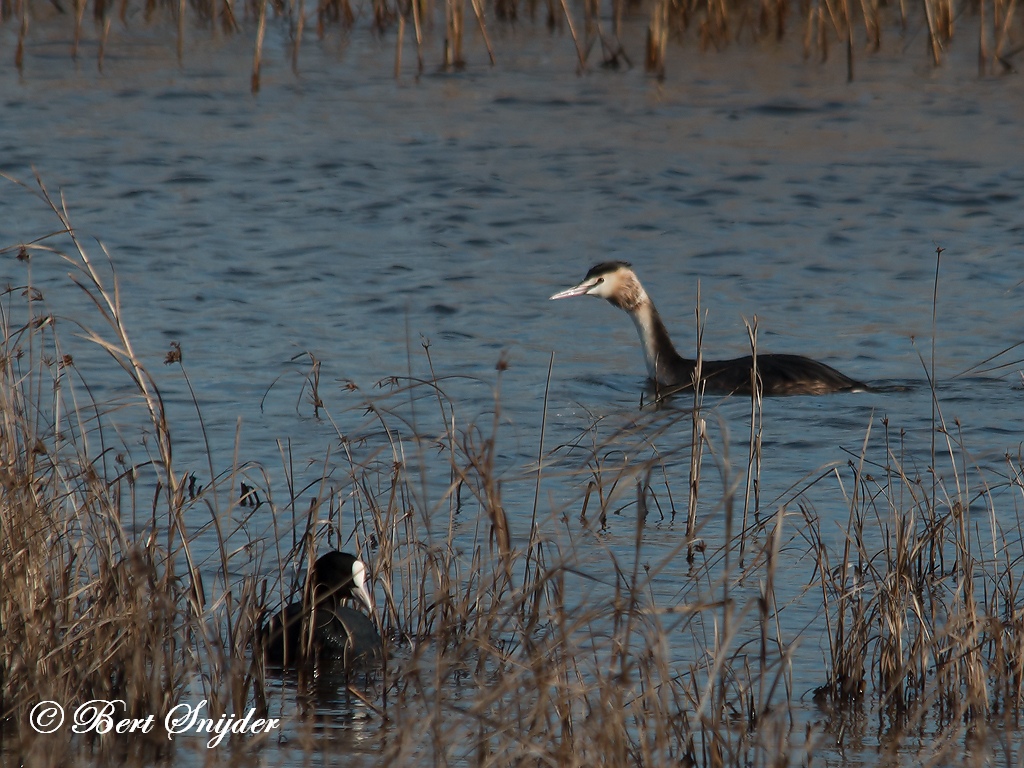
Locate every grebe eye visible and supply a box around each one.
[595,277,604,285]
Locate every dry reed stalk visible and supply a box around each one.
[220,0,237,31]
[9,181,1023,766]
[17,0,1006,76]
[686,412,706,561]
[72,0,86,58]
[0,178,269,763]
[16,0,27,72]
[799,326,1024,759]
[43,184,199,591]
[556,0,587,72]
[991,0,1017,70]
[178,0,186,62]
[802,0,812,56]
[979,0,991,73]
[774,0,788,37]
[523,352,555,621]
[292,0,305,72]
[372,0,392,30]
[817,0,828,59]
[582,0,598,33]
[938,0,952,39]
[846,18,853,79]
[544,0,557,30]
[466,0,496,65]
[308,334,807,764]
[410,0,425,74]
[742,315,763,564]
[687,291,707,562]
[858,0,880,49]
[395,12,405,76]
[923,0,943,63]
[645,0,669,76]
[252,0,267,92]
[98,14,112,71]
[494,0,515,20]
[757,0,786,39]
[443,0,464,68]
[697,0,730,48]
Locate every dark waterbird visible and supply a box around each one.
[550,261,869,396]
[263,551,382,669]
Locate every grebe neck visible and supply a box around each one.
[627,297,693,388]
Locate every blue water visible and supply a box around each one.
[2,14,1023,765]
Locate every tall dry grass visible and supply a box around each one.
[801,248,1024,763]
[0,179,267,764]
[302,366,809,766]
[3,180,1024,767]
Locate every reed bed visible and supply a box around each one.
[3,0,1021,82]
[2,181,1024,767]
[802,416,1024,760]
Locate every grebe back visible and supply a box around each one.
[549,261,868,396]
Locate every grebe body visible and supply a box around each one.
[550,261,867,397]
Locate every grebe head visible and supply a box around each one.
[549,261,647,311]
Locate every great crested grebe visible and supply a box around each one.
[263,551,382,669]
[550,261,868,396]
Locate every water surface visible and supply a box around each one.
[2,16,1023,764]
